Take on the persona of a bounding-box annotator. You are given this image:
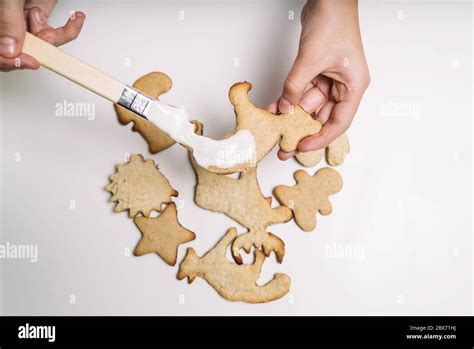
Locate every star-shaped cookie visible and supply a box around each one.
[133,203,195,265]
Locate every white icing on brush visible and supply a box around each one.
[145,100,256,169]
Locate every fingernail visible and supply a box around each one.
[299,100,310,113]
[278,97,292,113]
[74,13,85,27]
[33,10,47,24]
[0,37,17,57]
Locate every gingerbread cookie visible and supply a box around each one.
[191,156,291,263]
[177,228,291,303]
[106,154,177,218]
[134,203,195,266]
[273,167,343,232]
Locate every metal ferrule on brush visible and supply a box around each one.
[117,86,152,119]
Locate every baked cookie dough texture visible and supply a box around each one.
[106,72,349,303]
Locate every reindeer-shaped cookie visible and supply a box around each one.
[206,82,322,173]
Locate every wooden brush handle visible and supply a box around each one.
[22,32,125,103]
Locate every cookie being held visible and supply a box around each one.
[274,168,343,232]
[177,228,291,303]
[207,82,322,174]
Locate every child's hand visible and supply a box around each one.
[269,0,370,160]
[0,0,85,72]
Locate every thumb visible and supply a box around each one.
[0,0,26,58]
[279,53,323,113]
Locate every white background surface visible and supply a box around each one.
[0,0,472,315]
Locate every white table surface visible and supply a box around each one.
[0,0,472,315]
